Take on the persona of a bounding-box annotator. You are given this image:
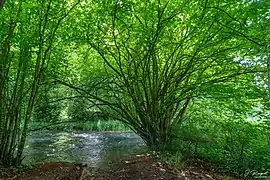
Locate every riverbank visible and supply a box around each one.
[0,155,242,180]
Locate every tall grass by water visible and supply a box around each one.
[29,119,130,132]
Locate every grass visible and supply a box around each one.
[29,119,131,132]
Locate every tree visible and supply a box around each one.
[64,0,267,150]
[0,0,80,166]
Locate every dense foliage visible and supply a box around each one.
[0,0,269,177]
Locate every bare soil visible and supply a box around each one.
[0,155,241,180]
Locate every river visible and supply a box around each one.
[23,131,146,167]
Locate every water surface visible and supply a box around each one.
[23,131,146,167]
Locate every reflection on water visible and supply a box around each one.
[23,131,146,167]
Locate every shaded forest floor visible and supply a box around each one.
[0,155,242,180]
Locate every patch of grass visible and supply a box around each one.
[29,119,131,132]
[152,150,183,167]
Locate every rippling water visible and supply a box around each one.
[23,131,146,167]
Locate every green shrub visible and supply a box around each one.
[169,117,270,176]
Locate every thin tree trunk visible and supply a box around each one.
[0,0,5,9]
[267,45,270,96]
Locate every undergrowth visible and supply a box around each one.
[161,117,270,179]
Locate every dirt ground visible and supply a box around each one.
[90,155,241,180]
[0,155,241,180]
